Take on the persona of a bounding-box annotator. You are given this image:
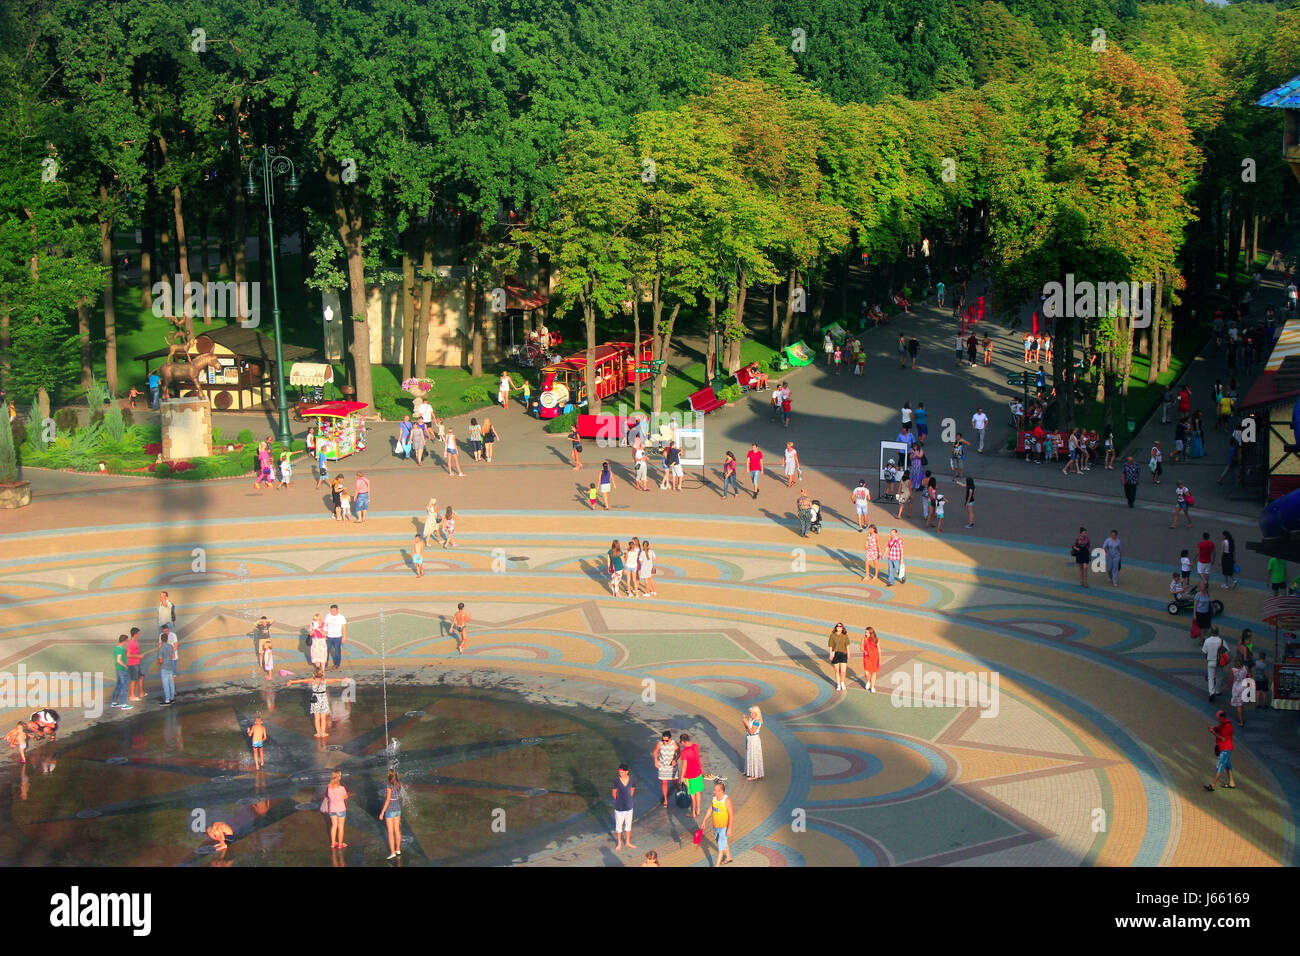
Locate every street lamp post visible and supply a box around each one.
[246,146,299,447]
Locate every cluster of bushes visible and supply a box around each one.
[715,383,744,404]
[544,410,579,433]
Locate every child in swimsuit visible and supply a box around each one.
[4,722,27,763]
[259,637,274,681]
[206,822,234,851]
[408,533,424,577]
[451,603,470,654]
[247,717,268,769]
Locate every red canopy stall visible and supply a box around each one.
[1260,596,1300,705]
[301,401,368,461]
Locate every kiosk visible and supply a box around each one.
[302,401,368,461]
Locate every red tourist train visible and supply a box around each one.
[537,335,654,418]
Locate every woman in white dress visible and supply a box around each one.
[743,706,764,780]
[639,540,657,597]
[784,442,801,487]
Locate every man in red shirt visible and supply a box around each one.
[677,733,704,816]
[746,444,764,499]
[1030,424,1047,464]
[886,529,905,586]
[1204,710,1236,791]
[1195,532,1216,585]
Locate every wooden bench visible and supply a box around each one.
[687,387,727,415]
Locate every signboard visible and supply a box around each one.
[1274,663,1300,701]
[677,428,704,467]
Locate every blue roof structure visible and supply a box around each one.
[1259,76,1300,108]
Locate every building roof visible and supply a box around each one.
[135,323,316,363]
[1239,317,1300,412]
[1259,76,1300,109]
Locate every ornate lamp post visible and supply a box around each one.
[245,147,299,446]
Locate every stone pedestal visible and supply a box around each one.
[161,397,213,460]
[0,481,31,509]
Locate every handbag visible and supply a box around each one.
[898,560,906,582]
[1184,493,1195,507]
[320,796,329,813]
[1148,457,1158,473]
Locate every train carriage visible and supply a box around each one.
[537,336,653,418]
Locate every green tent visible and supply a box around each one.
[785,341,816,367]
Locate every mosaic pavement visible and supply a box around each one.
[0,510,1292,866]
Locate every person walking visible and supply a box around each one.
[598,461,616,509]
[1195,532,1215,586]
[664,441,684,491]
[445,428,464,476]
[852,480,871,530]
[677,733,704,816]
[864,525,881,580]
[1149,441,1163,484]
[861,626,881,692]
[898,333,908,369]
[1204,710,1236,792]
[886,529,904,587]
[963,477,975,528]
[612,763,638,851]
[380,769,403,859]
[1121,456,1141,508]
[410,416,427,465]
[353,473,370,523]
[498,371,513,411]
[633,442,650,492]
[1221,530,1239,589]
[450,602,470,653]
[908,334,920,370]
[309,613,328,669]
[1103,529,1122,587]
[783,442,801,488]
[721,451,740,499]
[1229,655,1251,728]
[796,488,814,537]
[422,498,442,545]
[828,622,851,691]
[1072,526,1092,587]
[652,730,678,808]
[1171,480,1193,529]
[705,781,735,866]
[1202,626,1226,702]
[743,707,764,781]
[746,444,763,499]
[323,604,347,671]
[1194,581,1215,636]
[971,408,988,453]
[950,434,971,480]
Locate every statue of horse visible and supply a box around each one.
[156,352,223,399]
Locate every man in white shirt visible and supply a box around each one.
[157,591,176,633]
[418,399,433,431]
[1201,627,1225,702]
[971,408,989,453]
[851,480,872,531]
[324,604,348,671]
[1288,282,1298,312]
[633,443,648,491]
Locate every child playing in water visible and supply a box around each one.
[4,722,28,763]
[259,637,274,681]
[206,821,233,851]
[412,534,425,577]
[247,717,268,769]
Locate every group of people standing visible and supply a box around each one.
[110,591,181,711]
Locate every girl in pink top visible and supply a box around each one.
[324,769,349,848]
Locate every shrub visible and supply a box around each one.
[237,428,255,443]
[154,462,171,477]
[11,420,26,449]
[120,407,133,427]
[55,408,79,435]
[290,439,307,452]
[104,401,125,443]
[545,410,579,433]
[461,384,492,407]
[144,442,162,456]
[716,383,743,403]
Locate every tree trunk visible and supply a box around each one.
[769,282,778,344]
[400,246,416,383]
[199,209,211,326]
[779,268,798,349]
[414,240,433,376]
[726,268,748,374]
[581,292,599,414]
[467,266,484,377]
[322,152,373,409]
[631,281,642,412]
[231,95,247,289]
[99,196,118,396]
[77,296,93,390]
[706,292,717,382]
[140,217,154,310]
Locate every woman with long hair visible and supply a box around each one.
[743,706,764,781]
[828,622,851,691]
[1221,530,1239,590]
[864,525,880,581]
[608,539,625,598]
[638,540,657,597]
[482,417,498,463]
[861,627,881,692]
[379,768,403,859]
[1102,424,1115,470]
[323,769,349,849]
[625,538,641,598]
[964,477,976,528]
[286,665,349,739]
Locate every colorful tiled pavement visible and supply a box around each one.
[0,510,1292,866]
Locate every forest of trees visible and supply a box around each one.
[3,0,1299,429]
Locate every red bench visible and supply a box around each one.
[687,387,726,415]
[576,413,642,441]
[735,366,767,391]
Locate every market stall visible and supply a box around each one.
[301,400,368,461]
[1261,596,1300,706]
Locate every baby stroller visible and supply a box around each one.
[809,501,823,534]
